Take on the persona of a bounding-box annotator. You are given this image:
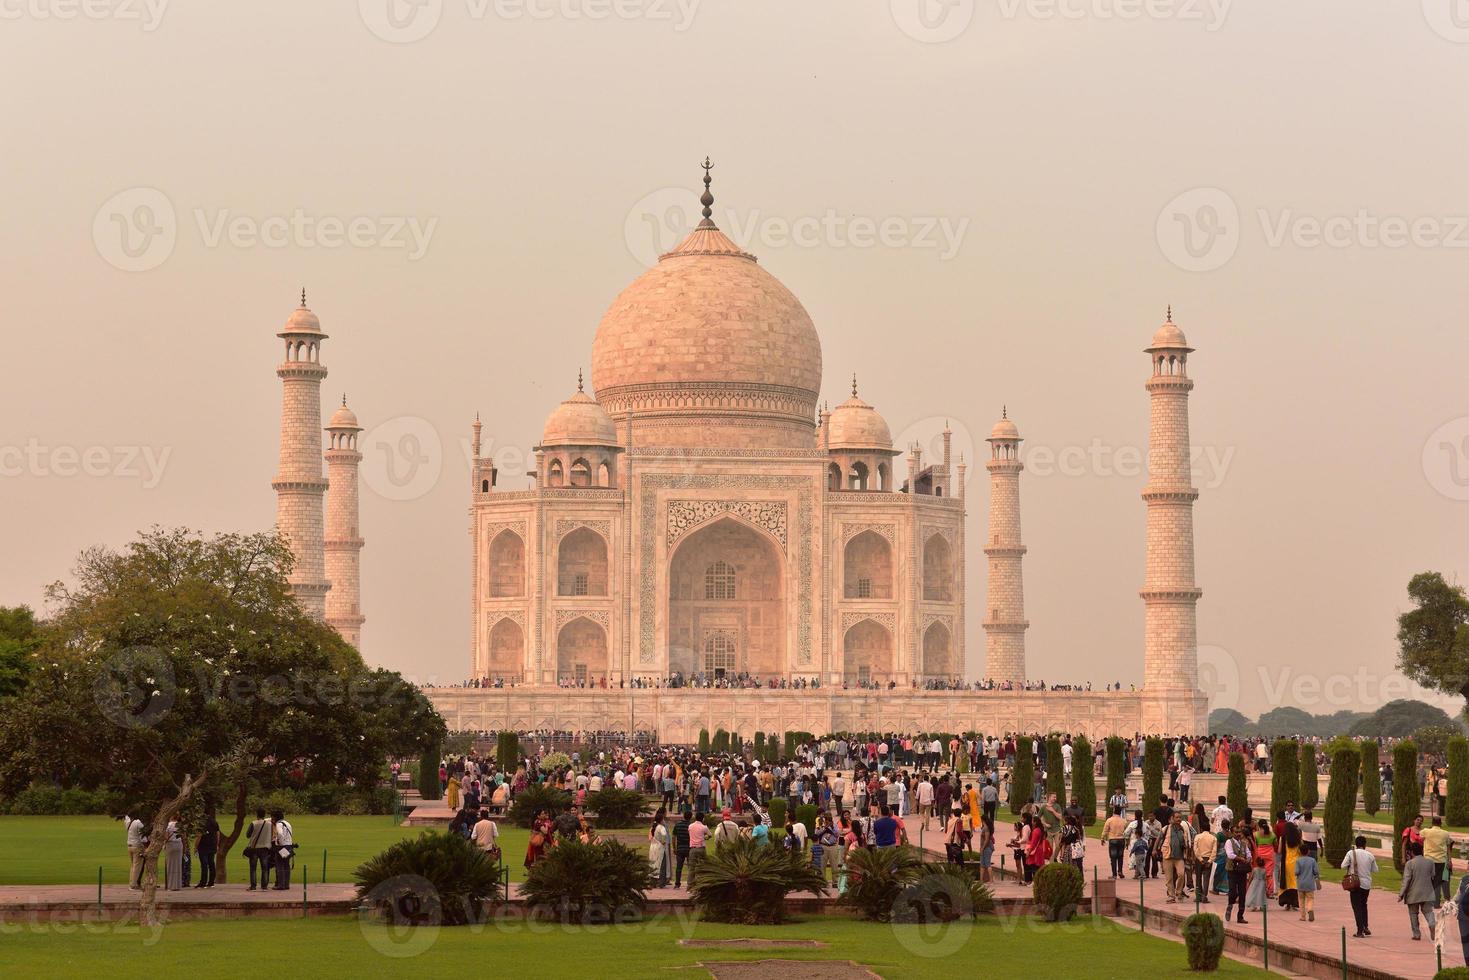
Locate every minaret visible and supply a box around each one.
[983,408,1028,684]
[324,396,365,649]
[273,290,330,620]
[1140,308,1206,732]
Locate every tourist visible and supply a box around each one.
[525,808,553,868]
[1023,815,1049,883]
[916,774,934,827]
[194,811,219,888]
[714,809,741,849]
[1063,814,1086,872]
[1423,816,1452,904]
[1276,820,1302,911]
[981,778,999,826]
[1294,841,1319,922]
[1009,819,1029,875]
[1297,810,1322,852]
[1400,841,1437,940]
[1191,816,1216,901]
[245,807,273,890]
[1252,819,1275,899]
[686,811,707,886]
[1223,823,1252,924]
[125,813,147,891]
[672,809,692,887]
[977,817,995,881]
[472,808,500,861]
[1102,805,1128,879]
[1210,795,1232,833]
[1245,855,1268,913]
[163,818,184,891]
[649,808,670,887]
[1160,811,1192,902]
[1402,814,1425,857]
[1341,835,1377,938]
[873,805,900,848]
[446,773,461,812]
[270,809,295,891]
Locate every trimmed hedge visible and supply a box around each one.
[1010,737,1035,814]
[1393,740,1420,871]
[1299,744,1319,812]
[1323,742,1360,867]
[1183,912,1225,971]
[1270,739,1297,818]
[5,784,121,815]
[419,742,442,802]
[1045,737,1066,802]
[1449,737,1469,828]
[496,731,519,772]
[1105,737,1128,804]
[767,797,787,829]
[1142,738,1164,816]
[1032,862,1084,922]
[1360,741,1381,816]
[1073,736,1096,825]
[1227,753,1248,823]
[698,729,710,754]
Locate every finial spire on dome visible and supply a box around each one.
[1166,304,1172,323]
[342,393,347,407]
[851,373,858,398]
[1002,404,1008,419]
[699,156,715,224]
[577,368,584,393]
[300,287,307,308]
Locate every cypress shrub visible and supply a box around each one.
[1270,740,1298,817]
[1393,740,1420,871]
[767,797,787,828]
[1032,862,1084,922]
[418,742,442,802]
[698,729,711,754]
[1045,737,1066,801]
[496,731,519,773]
[1142,738,1164,816]
[1073,736,1096,825]
[1227,753,1248,822]
[1299,744,1319,812]
[1105,737,1128,804]
[1449,737,1469,828]
[1182,912,1225,971]
[1360,741,1381,816]
[794,803,819,838]
[712,729,729,754]
[1010,737,1034,814]
[1323,741,1360,867]
[754,731,766,759]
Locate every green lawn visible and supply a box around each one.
[2,912,1270,979]
[0,816,533,886]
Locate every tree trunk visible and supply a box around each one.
[139,769,208,927]
[213,780,248,885]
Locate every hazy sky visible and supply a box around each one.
[4,0,1468,717]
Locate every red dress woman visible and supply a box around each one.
[525,810,554,869]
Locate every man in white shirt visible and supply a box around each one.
[472,809,500,856]
[1061,740,1074,777]
[588,773,603,793]
[1210,796,1233,833]
[125,814,146,890]
[1341,835,1378,938]
[271,809,295,891]
[917,777,935,826]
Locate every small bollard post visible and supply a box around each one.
[302,866,308,918]
[1139,874,1145,932]
[1093,865,1099,921]
[1340,926,1347,980]
[1262,896,1268,971]
[98,866,103,912]
[321,848,327,884]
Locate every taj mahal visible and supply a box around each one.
[269,162,1210,738]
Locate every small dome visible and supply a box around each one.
[279,292,325,337]
[1148,321,1190,351]
[542,389,618,448]
[988,416,1020,441]
[826,394,892,452]
[328,399,360,430]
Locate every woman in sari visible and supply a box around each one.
[1276,820,1301,910]
[445,774,461,812]
[525,809,553,869]
[1214,741,1230,776]
[1253,819,1276,898]
[648,807,670,887]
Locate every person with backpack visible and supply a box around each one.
[244,807,273,891]
[815,815,841,883]
[944,805,967,865]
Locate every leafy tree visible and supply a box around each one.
[1449,737,1469,827]
[0,528,444,916]
[1255,706,1320,738]
[1105,737,1128,805]
[1299,744,1319,811]
[1227,752,1249,820]
[1010,737,1034,814]
[1323,742,1359,866]
[1416,725,1458,758]
[1045,737,1066,801]
[1397,572,1469,717]
[1208,708,1253,735]
[1350,699,1454,739]
[1072,736,1095,824]
[1359,740,1381,815]
[1270,740,1299,816]
[1142,737,1164,815]
[0,605,42,699]
[1392,740,1420,871]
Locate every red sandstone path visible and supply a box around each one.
[898,812,1459,979]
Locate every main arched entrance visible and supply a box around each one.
[556,616,608,684]
[843,619,894,686]
[667,516,785,680]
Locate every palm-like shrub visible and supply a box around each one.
[1010,737,1035,814]
[507,783,572,828]
[1360,740,1381,816]
[1393,740,1420,871]
[1142,738,1164,815]
[1227,752,1248,821]
[586,787,650,829]
[520,839,653,922]
[1073,736,1096,825]
[1299,744,1319,811]
[1182,912,1225,970]
[354,831,503,926]
[842,845,992,923]
[1323,741,1359,867]
[689,833,828,924]
[1270,740,1298,817]
[1032,861,1085,922]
